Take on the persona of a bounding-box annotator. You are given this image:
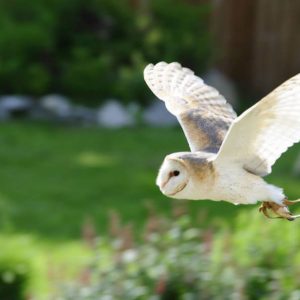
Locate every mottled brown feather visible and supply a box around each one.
[176,152,217,185]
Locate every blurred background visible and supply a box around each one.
[1,0,300,299]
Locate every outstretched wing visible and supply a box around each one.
[144,62,237,152]
[215,73,300,176]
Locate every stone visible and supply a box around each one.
[97,100,135,128]
[28,103,56,121]
[127,102,140,118]
[71,105,97,125]
[203,68,239,109]
[0,95,33,118]
[142,100,177,127]
[40,94,72,118]
[0,109,9,121]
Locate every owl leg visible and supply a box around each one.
[259,202,283,219]
[282,198,300,220]
[259,201,300,221]
[283,198,300,206]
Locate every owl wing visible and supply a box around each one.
[144,62,237,152]
[215,73,300,176]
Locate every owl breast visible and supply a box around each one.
[203,163,284,205]
[175,156,282,205]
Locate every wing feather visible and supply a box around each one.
[215,73,300,176]
[144,62,237,152]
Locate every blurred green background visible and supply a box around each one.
[0,0,300,299]
[0,0,211,104]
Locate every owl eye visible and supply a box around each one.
[173,170,180,176]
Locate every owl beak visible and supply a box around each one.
[167,182,188,196]
[160,180,187,197]
[159,174,172,190]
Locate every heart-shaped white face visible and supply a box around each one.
[156,157,189,198]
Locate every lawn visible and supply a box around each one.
[0,121,300,298]
[0,121,299,241]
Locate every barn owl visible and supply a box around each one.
[144,62,300,221]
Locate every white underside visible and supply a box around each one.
[174,162,285,205]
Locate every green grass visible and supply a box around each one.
[0,121,300,298]
[0,121,299,241]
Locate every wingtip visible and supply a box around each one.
[143,62,169,81]
[144,63,154,71]
[144,61,184,80]
[144,61,180,72]
[143,63,153,78]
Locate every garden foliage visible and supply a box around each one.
[58,206,300,300]
[0,233,92,300]
[0,0,211,104]
[0,235,45,300]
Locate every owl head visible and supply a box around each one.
[156,153,190,198]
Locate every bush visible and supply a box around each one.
[0,234,45,300]
[57,206,300,299]
[0,233,92,299]
[0,0,212,105]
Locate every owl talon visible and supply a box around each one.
[259,202,281,219]
[259,200,300,220]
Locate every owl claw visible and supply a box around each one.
[259,202,282,219]
[259,199,300,221]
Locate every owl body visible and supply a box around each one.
[144,62,300,215]
[159,153,285,205]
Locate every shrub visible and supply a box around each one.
[0,234,45,300]
[0,233,92,299]
[0,0,212,105]
[57,206,300,299]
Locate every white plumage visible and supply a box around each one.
[144,62,236,152]
[216,74,300,176]
[144,62,300,220]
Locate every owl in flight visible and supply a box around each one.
[144,62,300,221]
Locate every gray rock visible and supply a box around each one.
[142,100,177,127]
[40,94,72,118]
[28,103,55,121]
[71,105,97,125]
[203,68,238,109]
[97,100,135,128]
[0,109,9,121]
[0,95,33,118]
[127,102,140,117]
